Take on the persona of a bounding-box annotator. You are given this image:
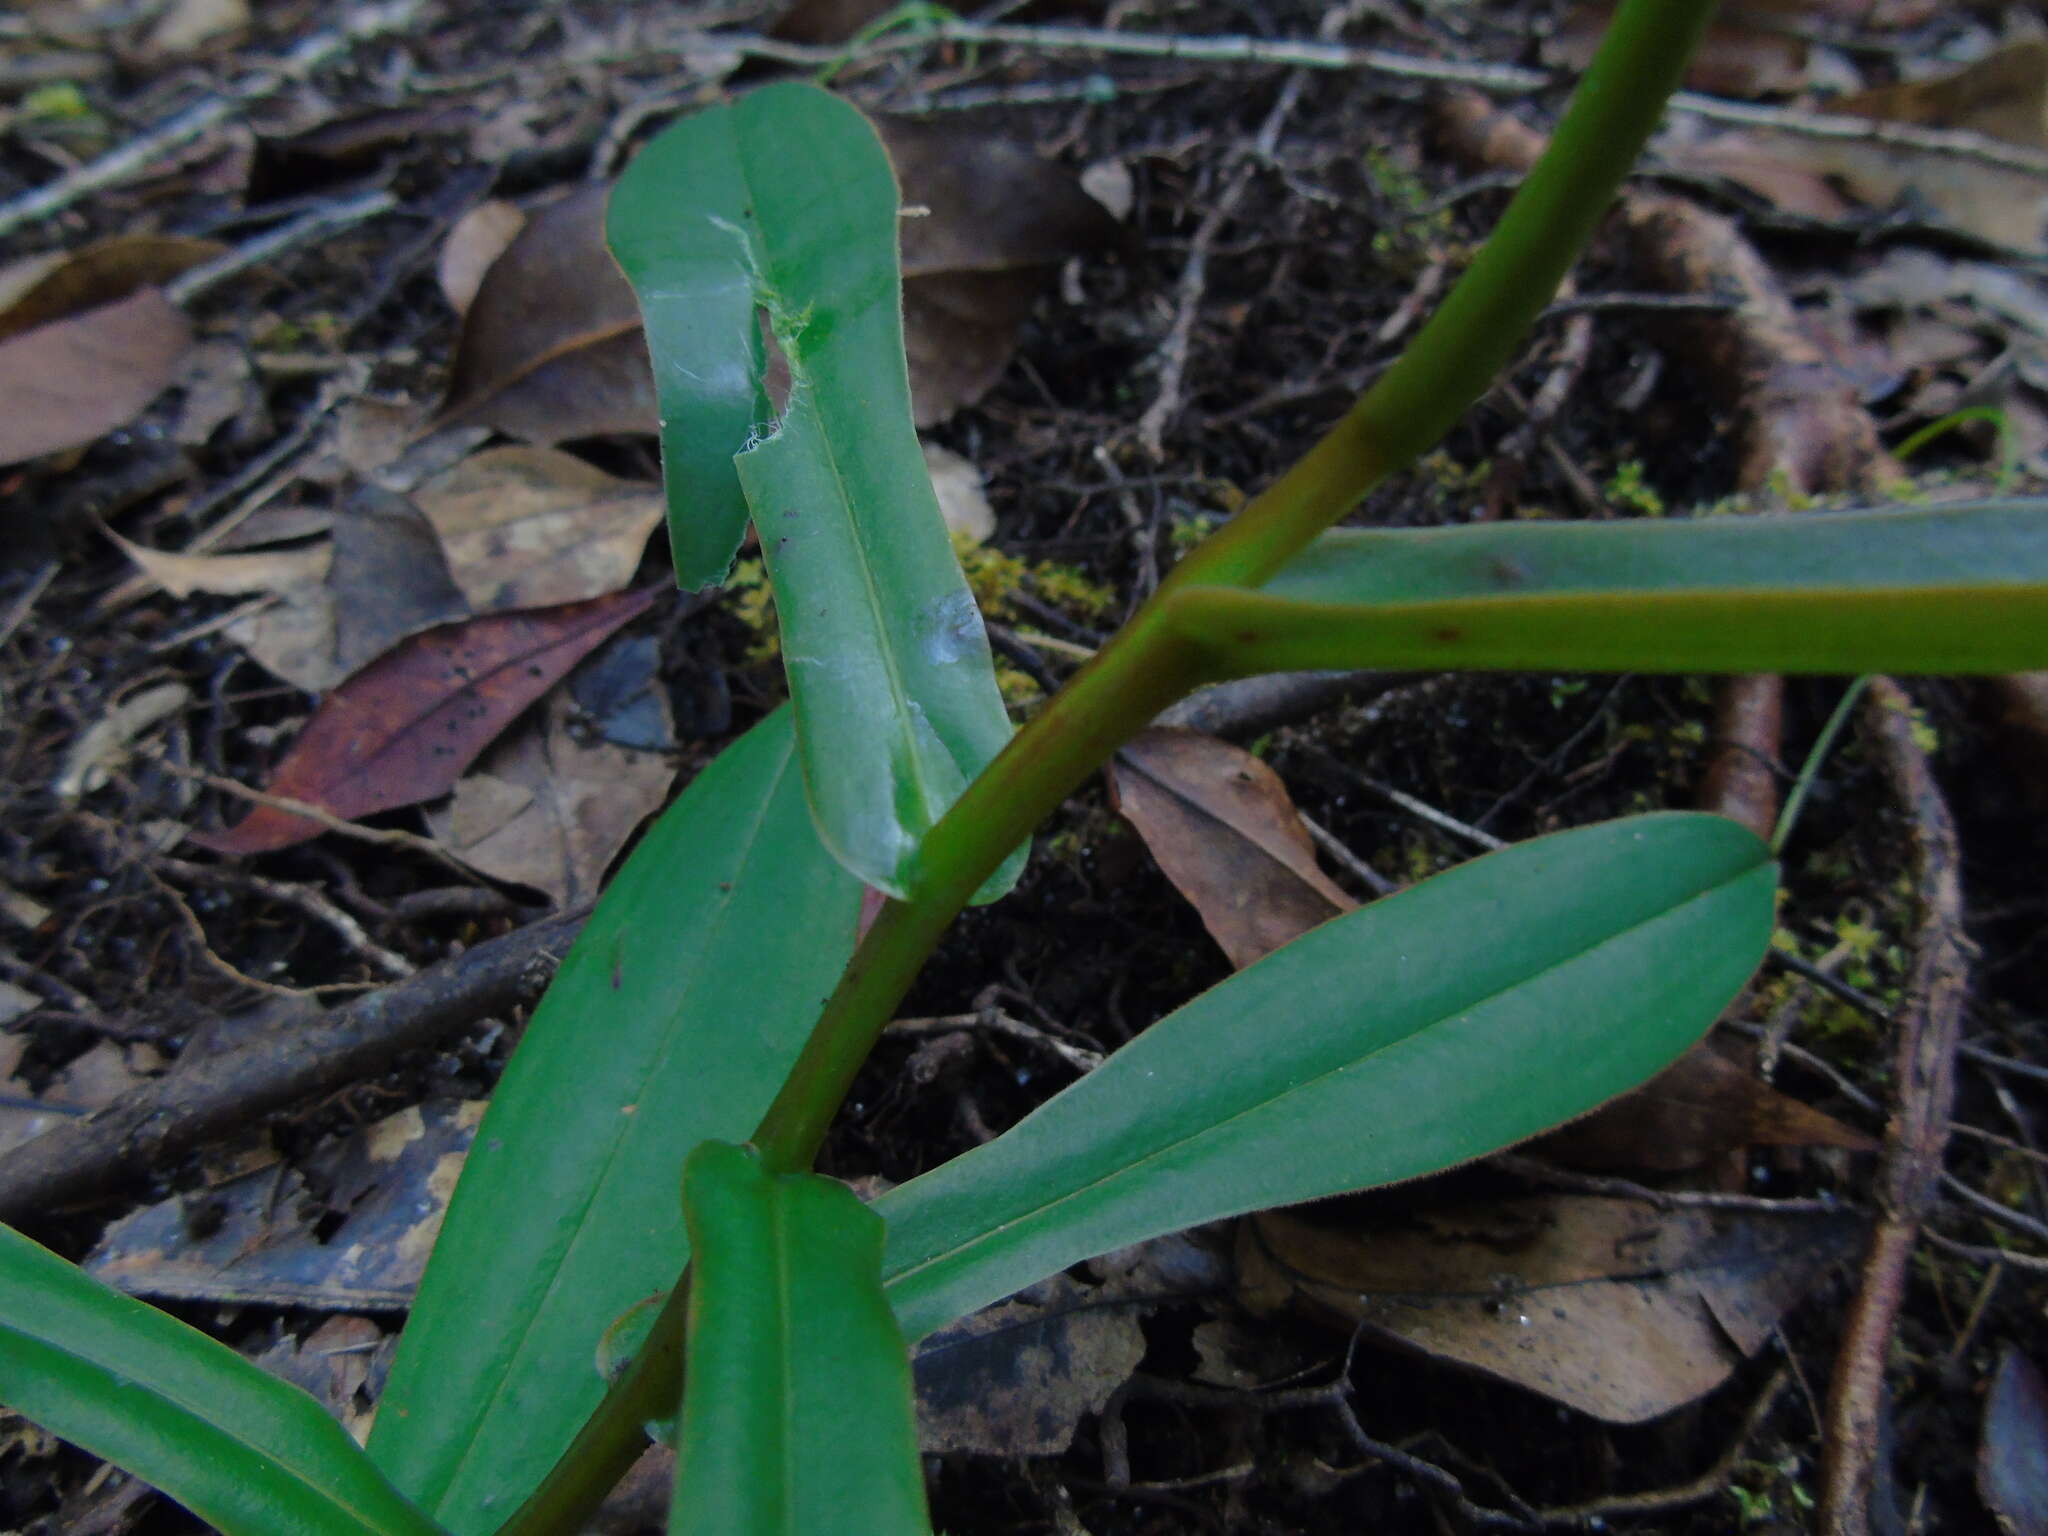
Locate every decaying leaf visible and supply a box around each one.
[87,1101,485,1311]
[0,233,222,345]
[1110,727,1355,968]
[1981,1347,2048,1536]
[250,1316,389,1445]
[1239,1196,1861,1423]
[0,288,192,465]
[328,487,472,678]
[193,588,655,854]
[412,445,664,612]
[425,687,674,907]
[434,185,655,444]
[1536,1039,1877,1173]
[912,1273,1145,1456]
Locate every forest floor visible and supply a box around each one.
[3,0,2048,1532]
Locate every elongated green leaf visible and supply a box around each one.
[670,1143,931,1536]
[0,1223,441,1536]
[369,710,864,1536]
[608,83,1018,901]
[875,814,1775,1342]
[1166,502,2048,677]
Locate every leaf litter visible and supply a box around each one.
[193,588,654,855]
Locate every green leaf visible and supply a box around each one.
[0,1223,441,1536]
[875,813,1775,1342]
[1165,501,2048,677]
[608,82,1019,901]
[670,1143,931,1536]
[368,709,864,1536]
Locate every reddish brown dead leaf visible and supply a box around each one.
[1239,1196,1861,1423]
[1981,1348,2048,1536]
[0,288,192,466]
[433,185,655,444]
[1109,728,1355,969]
[1536,1040,1878,1173]
[192,588,655,855]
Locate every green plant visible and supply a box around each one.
[7,4,2048,1533]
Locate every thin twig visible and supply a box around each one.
[1819,679,1970,1536]
[0,1,422,240]
[0,909,587,1222]
[154,854,413,982]
[1491,1153,1855,1216]
[1300,812,1400,897]
[165,189,398,306]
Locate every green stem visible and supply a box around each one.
[491,3,1716,1531]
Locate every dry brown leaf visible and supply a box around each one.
[1110,728,1355,969]
[881,117,1125,277]
[0,234,222,345]
[437,200,527,318]
[434,185,654,443]
[327,488,471,678]
[1536,1039,1878,1173]
[424,688,675,907]
[1240,1196,1861,1423]
[0,289,192,465]
[770,0,897,44]
[911,1274,1145,1456]
[412,445,664,612]
[1780,42,2048,252]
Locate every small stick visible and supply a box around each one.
[0,0,422,240]
[0,909,587,1224]
[165,189,397,306]
[1818,679,1969,1536]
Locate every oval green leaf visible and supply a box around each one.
[369,709,865,1535]
[671,1143,931,1536]
[1170,501,2048,677]
[608,83,1019,901]
[875,813,1776,1342]
[0,1222,442,1536]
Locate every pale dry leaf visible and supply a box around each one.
[424,687,674,907]
[437,200,527,318]
[107,525,332,599]
[413,445,664,612]
[142,0,249,55]
[52,682,192,803]
[921,441,995,545]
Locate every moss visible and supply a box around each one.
[1602,457,1665,517]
